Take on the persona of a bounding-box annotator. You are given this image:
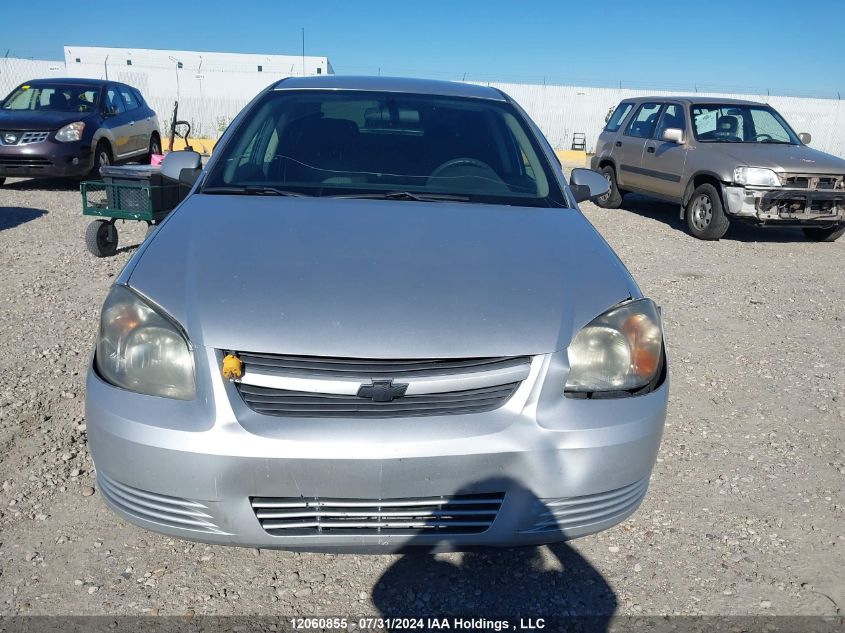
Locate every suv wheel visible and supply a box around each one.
[802,225,845,242]
[595,165,623,209]
[88,141,112,179]
[144,134,162,164]
[686,184,729,240]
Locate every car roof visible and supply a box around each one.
[273,75,507,101]
[622,95,765,106]
[21,77,113,87]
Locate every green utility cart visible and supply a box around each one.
[81,165,180,257]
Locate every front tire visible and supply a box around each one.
[686,184,729,240]
[802,225,845,242]
[595,165,623,209]
[89,141,112,179]
[144,134,162,164]
[85,219,118,257]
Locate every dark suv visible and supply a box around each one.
[0,78,160,185]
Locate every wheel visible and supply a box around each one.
[88,141,112,179]
[685,183,729,240]
[144,134,162,164]
[595,165,623,209]
[85,219,118,257]
[802,225,845,242]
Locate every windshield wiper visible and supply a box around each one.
[329,191,470,202]
[203,185,310,197]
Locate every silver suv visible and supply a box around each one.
[591,97,845,241]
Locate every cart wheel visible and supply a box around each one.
[85,220,119,257]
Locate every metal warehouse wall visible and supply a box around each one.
[3,57,844,157]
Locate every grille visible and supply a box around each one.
[237,381,520,418]
[521,477,650,534]
[236,352,531,378]
[98,472,227,535]
[0,156,51,167]
[781,173,844,190]
[20,131,50,145]
[0,130,50,145]
[252,493,504,535]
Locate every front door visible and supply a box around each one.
[615,102,662,191]
[102,85,134,159]
[640,103,689,199]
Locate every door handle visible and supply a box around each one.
[646,146,655,153]
[615,141,622,147]
[129,121,135,126]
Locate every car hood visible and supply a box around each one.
[712,143,845,174]
[127,195,635,358]
[0,109,92,130]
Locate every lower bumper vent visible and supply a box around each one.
[251,493,504,535]
[521,477,649,534]
[98,472,227,535]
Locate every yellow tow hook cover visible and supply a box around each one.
[222,354,243,380]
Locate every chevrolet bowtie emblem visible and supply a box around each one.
[357,379,408,402]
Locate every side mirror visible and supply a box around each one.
[661,128,684,144]
[799,132,811,144]
[569,168,610,203]
[160,150,202,181]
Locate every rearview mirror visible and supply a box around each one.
[569,168,610,203]
[661,128,684,144]
[799,132,811,144]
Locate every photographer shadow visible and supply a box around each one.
[372,477,617,632]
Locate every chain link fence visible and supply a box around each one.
[2,57,845,157]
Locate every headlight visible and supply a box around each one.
[565,299,663,394]
[55,121,85,142]
[95,285,195,400]
[733,166,781,187]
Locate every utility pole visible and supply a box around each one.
[104,55,109,80]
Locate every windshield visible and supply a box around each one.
[691,104,800,144]
[203,90,567,207]
[2,84,101,113]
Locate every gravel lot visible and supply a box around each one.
[0,177,842,618]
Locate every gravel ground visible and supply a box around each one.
[0,177,842,618]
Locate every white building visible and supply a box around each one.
[61,46,334,137]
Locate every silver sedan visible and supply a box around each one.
[86,76,667,552]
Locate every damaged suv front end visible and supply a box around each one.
[723,166,845,228]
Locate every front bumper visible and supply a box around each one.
[724,185,845,226]
[0,140,92,178]
[86,347,668,552]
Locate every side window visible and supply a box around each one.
[104,87,126,115]
[605,103,633,132]
[655,104,686,139]
[132,88,145,107]
[624,102,662,139]
[118,86,140,111]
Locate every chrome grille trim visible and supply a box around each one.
[0,130,50,145]
[98,473,229,535]
[20,131,50,145]
[231,352,532,418]
[521,477,650,534]
[251,493,504,535]
[237,381,520,417]
[236,352,531,378]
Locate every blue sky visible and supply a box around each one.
[4,0,844,96]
